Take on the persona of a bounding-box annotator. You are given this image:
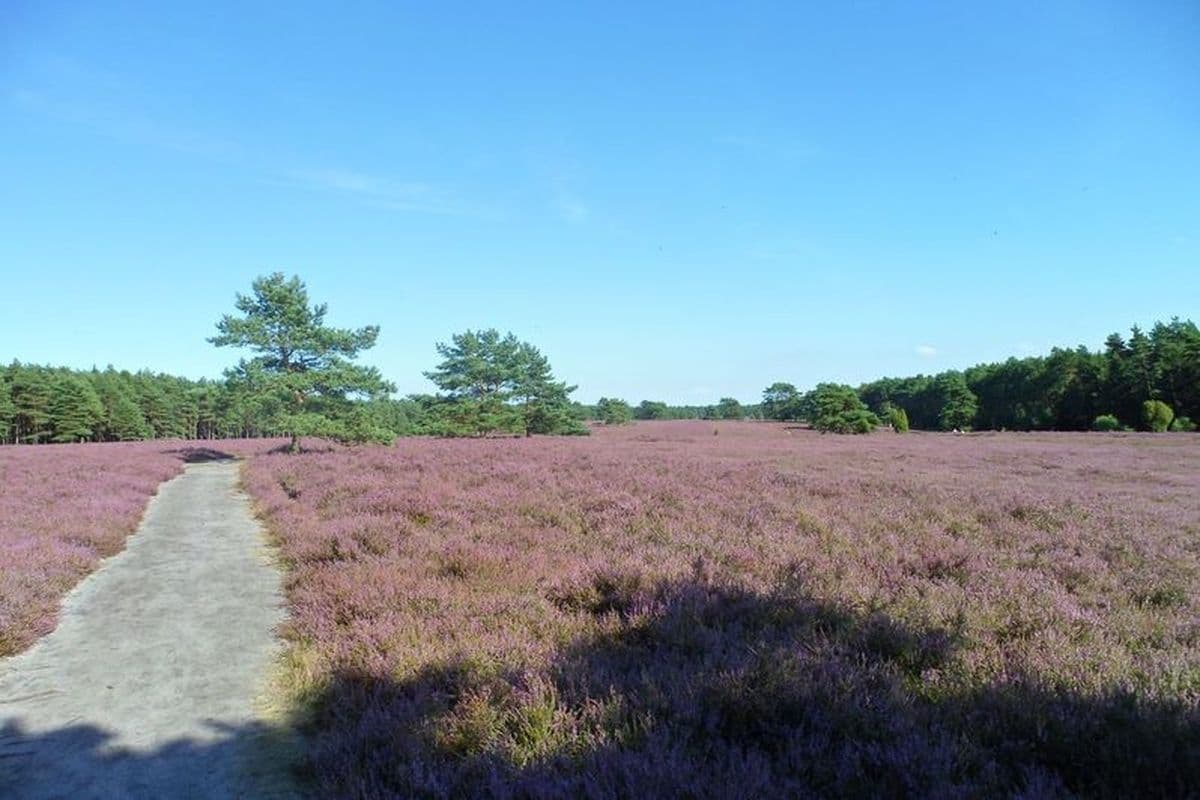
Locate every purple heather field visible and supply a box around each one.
[0,439,279,657]
[0,441,185,656]
[241,422,1200,798]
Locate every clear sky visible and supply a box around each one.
[2,2,1197,404]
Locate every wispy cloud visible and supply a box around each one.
[11,56,491,218]
[915,344,938,359]
[284,168,469,215]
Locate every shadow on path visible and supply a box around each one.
[0,718,302,799]
[161,445,238,463]
[0,458,297,798]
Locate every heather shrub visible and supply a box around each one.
[1092,414,1121,432]
[242,423,1200,798]
[1142,399,1175,432]
[0,442,185,655]
[548,569,647,619]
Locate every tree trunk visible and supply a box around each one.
[289,433,301,453]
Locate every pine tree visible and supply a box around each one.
[9,364,53,443]
[425,330,583,437]
[48,374,105,442]
[0,375,15,444]
[111,392,153,440]
[211,273,393,451]
[934,373,978,431]
[513,341,585,435]
[424,329,521,436]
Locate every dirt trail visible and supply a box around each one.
[0,460,298,799]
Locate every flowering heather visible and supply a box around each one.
[0,442,184,656]
[0,438,282,657]
[243,423,1200,798]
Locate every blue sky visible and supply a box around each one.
[2,2,1197,404]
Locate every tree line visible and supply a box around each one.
[0,275,594,445]
[589,397,756,425]
[3,274,1196,445]
[758,318,1199,432]
[0,274,769,445]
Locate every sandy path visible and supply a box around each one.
[0,460,298,799]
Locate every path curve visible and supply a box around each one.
[0,459,297,799]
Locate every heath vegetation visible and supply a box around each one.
[241,422,1200,797]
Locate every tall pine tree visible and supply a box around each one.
[211,273,394,451]
[49,374,104,442]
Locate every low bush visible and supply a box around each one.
[1142,400,1175,432]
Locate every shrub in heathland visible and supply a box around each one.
[1141,400,1174,432]
[1170,416,1196,432]
[888,407,910,433]
[1092,414,1122,432]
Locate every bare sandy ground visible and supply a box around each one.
[0,459,299,799]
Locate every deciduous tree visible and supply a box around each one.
[761,382,803,421]
[716,397,744,420]
[1142,400,1174,433]
[635,400,669,420]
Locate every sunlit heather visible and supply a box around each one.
[242,422,1200,797]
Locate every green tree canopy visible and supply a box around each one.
[9,365,52,443]
[1142,399,1174,433]
[761,382,803,421]
[715,397,745,420]
[512,341,586,436]
[807,384,878,434]
[933,373,978,431]
[596,397,634,425]
[0,375,15,444]
[424,329,584,437]
[635,400,669,420]
[211,273,394,451]
[48,374,104,443]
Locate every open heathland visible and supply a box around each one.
[243,422,1200,798]
[0,439,281,657]
[0,442,186,656]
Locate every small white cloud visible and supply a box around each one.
[915,344,938,359]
